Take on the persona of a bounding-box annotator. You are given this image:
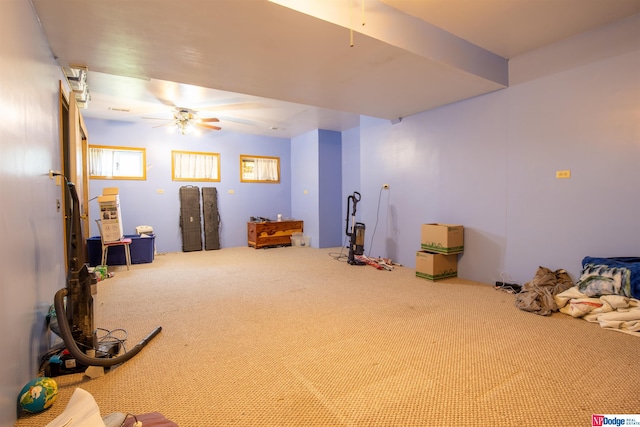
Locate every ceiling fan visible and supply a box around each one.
[143,107,222,135]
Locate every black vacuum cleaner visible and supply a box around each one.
[345,191,366,266]
[45,178,161,376]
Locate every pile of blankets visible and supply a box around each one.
[555,258,640,336]
[516,258,640,337]
[515,266,574,316]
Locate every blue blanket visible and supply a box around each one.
[582,257,640,299]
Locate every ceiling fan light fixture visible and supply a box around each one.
[176,119,195,135]
[173,109,197,135]
[145,107,221,135]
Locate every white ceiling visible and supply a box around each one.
[31,0,640,138]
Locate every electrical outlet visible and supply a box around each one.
[382,184,389,190]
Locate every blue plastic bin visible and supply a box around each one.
[86,234,155,266]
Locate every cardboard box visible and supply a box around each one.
[421,223,464,254]
[415,251,458,281]
[97,187,124,242]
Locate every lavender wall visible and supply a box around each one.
[505,49,640,283]
[291,130,320,246]
[318,130,342,248]
[358,28,639,285]
[0,2,68,425]
[290,129,344,248]
[341,126,362,248]
[360,90,510,278]
[85,119,291,252]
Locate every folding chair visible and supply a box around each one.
[95,219,132,270]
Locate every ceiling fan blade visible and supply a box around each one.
[152,122,175,128]
[199,117,220,123]
[198,123,222,131]
[142,117,173,120]
[156,97,177,108]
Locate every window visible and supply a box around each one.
[240,155,280,183]
[172,150,221,182]
[89,145,146,180]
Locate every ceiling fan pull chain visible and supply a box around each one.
[350,0,354,47]
[349,0,365,47]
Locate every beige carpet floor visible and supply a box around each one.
[15,246,640,426]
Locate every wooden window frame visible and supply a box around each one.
[171,150,221,182]
[240,154,280,183]
[89,145,146,180]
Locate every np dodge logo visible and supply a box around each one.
[593,415,630,427]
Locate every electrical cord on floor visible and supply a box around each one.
[328,235,350,262]
[120,413,142,427]
[493,284,521,294]
[494,272,522,294]
[96,327,128,356]
[68,327,129,358]
[43,327,129,361]
[366,186,386,257]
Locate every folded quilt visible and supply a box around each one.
[582,256,640,299]
[555,286,640,337]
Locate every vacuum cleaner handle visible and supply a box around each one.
[346,191,361,236]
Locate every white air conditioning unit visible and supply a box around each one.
[62,65,91,109]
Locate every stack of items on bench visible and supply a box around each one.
[416,223,464,281]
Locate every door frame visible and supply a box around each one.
[59,81,90,269]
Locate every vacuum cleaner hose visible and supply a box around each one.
[54,288,162,367]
